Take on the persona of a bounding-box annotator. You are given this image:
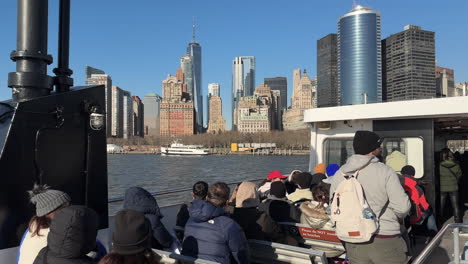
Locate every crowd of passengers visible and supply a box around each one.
[16,130,468,264]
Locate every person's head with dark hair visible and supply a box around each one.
[192,181,208,200]
[440,148,454,162]
[270,181,286,198]
[295,172,313,189]
[207,182,230,208]
[312,185,329,204]
[401,165,416,177]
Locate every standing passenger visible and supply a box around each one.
[182,182,249,264]
[123,187,174,250]
[439,148,463,223]
[99,209,159,264]
[330,130,411,264]
[18,184,71,264]
[33,206,99,264]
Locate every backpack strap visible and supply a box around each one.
[378,200,390,220]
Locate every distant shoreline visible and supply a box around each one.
[108,150,310,156]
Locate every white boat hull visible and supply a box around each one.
[160,147,209,155]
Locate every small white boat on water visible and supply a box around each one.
[160,142,209,155]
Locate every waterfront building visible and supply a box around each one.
[317,34,339,107]
[143,93,162,137]
[436,66,455,97]
[85,68,112,137]
[207,95,226,134]
[111,86,124,138]
[338,5,382,105]
[207,83,220,125]
[264,77,286,130]
[123,91,133,139]
[455,82,468,97]
[237,84,278,133]
[132,96,144,137]
[186,24,203,133]
[160,69,194,136]
[283,70,315,130]
[232,56,256,130]
[382,25,436,101]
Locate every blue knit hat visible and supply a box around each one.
[28,184,71,217]
[326,164,340,177]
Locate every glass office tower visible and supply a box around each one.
[338,5,382,105]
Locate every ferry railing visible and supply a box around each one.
[413,223,468,264]
[108,178,265,204]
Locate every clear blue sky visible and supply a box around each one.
[0,0,467,130]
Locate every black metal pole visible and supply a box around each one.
[8,0,53,102]
[53,0,73,93]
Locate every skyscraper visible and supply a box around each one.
[338,5,382,105]
[122,91,133,139]
[283,70,315,130]
[132,96,144,137]
[207,83,220,125]
[207,93,226,134]
[436,66,456,97]
[264,77,287,130]
[317,34,339,107]
[232,56,256,130]
[143,93,162,137]
[180,55,194,98]
[382,25,436,101]
[111,86,124,138]
[186,23,203,133]
[85,68,112,137]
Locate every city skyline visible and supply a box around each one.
[0,1,467,130]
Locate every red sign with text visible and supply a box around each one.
[298,227,340,243]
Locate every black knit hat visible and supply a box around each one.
[353,130,382,155]
[295,172,313,189]
[401,165,416,176]
[270,181,286,198]
[112,209,151,255]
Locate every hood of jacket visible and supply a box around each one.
[266,194,289,202]
[47,205,98,259]
[340,154,377,175]
[441,160,458,169]
[124,186,162,216]
[189,200,226,223]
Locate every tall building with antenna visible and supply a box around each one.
[338,5,382,105]
[231,56,256,130]
[185,19,203,133]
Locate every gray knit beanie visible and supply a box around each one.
[28,184,71,217]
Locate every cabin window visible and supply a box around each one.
[382,137,424,178]
[323,138,354,166]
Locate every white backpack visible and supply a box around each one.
[330,171,379,243]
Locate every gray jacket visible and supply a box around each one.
[330,155,411,236]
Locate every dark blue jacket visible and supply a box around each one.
[182,200,249,264]
[123,187,173,249]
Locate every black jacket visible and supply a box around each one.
[258,195,301,223]
[182,200,249,264]
[231,207,283,241]
[33,206,98,264]
[123,187,173,249]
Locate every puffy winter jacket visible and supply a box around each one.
[440,160,462,192]
[182,200,249,264]
[33,206,98,264]
[123,186,174,249]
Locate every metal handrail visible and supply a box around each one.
[107,178,265,203]
[412,223,468,264]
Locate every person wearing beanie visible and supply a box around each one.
[182,182,249,264]
[99,209,159,264]
[123,186,174,250]
[18,184,71,264]
[33,205,98,264]
[287,172,314,203]
[232,182,296,245]
[330,130,411,263]
[314,163,326,174]
[284,170,301,194]
[322,164,340,185]
[258,182,301,223]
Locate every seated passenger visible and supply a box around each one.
[322,164,340,193]
[123,187,174,250]
[225,183,241,215]
[18,184,71,264]
[33,205,98,264]
[258,181,301,222]
[311,163,327,188]
[284,170,301,194]
[258,170,288,200]
[99,209,159,264]
[182,182,249,264]
[400,165,438,234]
[386,148,407,174]
[176,181,208,228]
[232,182,297,245]
[287,172,313,203]
[299,185,333,229]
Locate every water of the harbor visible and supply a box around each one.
[108,154,309,215]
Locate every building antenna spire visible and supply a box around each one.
[192,17,196,42]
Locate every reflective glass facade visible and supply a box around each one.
[187,42,203,132]
[338,8,382,105]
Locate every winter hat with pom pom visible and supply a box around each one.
[28,184,71,217]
